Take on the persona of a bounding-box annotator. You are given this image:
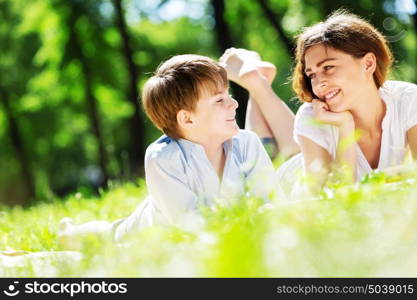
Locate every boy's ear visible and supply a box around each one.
[176,109,193,130]
[363,52,376,75]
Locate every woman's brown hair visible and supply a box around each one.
[292,10,394,102]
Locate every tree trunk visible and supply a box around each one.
[112,0,145,176]
[68,12,109,188]
[211,0,249,128]
[256,0,295,58]
[0,90,36,205]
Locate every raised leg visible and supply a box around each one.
[220,48,299,158]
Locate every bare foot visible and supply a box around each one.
[58,218,113,250]
[257,61,276,84]
[58,217,74,232]
[1,250,30,256]
[58,217,75,249]
[219,48,276,88]
[219,48,260,87]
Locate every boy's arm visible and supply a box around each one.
[145,155,198,225]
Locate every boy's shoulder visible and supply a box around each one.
[230,129,263,153]
[145,130,261,162]
[145,135,182,163]
[232,129,260,143]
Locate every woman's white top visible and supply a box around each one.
[293,80,417,180]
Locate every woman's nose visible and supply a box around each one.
[313,76,327,93]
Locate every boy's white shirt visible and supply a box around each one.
[112,130,280,242]
[143,129,277,225]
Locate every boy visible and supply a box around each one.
[59,54,275,244]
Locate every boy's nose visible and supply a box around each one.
[230,97,239,109]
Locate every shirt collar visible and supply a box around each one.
[176,137,234,159]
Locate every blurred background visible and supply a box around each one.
[0,0,416,206]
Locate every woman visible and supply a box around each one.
[220,11,417,193]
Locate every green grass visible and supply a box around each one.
[1,171,417,277]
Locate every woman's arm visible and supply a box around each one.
[335,121,357,180]
[299,100,357,189]
[298,135,332,190]
[407,124,417,159]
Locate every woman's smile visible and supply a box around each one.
[323,88,341,101]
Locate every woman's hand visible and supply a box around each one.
[312,99,356,181]
[312,99,354,129]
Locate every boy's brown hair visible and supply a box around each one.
[292,10,393,102]
[142,54,228,139]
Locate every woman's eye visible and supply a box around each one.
[216,99,224,103]
[307,73,315,79]
[324,65,334,71]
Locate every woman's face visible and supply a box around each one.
[304,44,374,113]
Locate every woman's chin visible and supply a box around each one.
[329,104,348,113]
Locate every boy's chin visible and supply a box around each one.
[227,127,240,138]
[215,125,239,142]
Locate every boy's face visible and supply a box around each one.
[189,85,239,143]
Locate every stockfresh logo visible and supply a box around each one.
[3,281,20,297]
